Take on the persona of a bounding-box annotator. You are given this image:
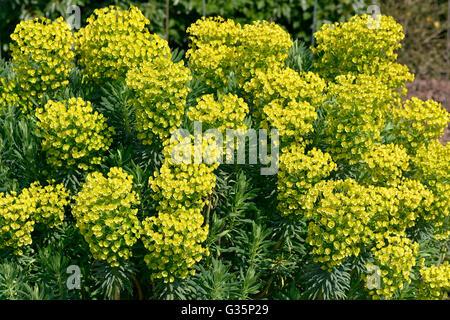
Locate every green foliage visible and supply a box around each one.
[0,262,32,299]
[0,105,45,191]
[93,261,136,300]
[286,40,314,73]
[0,5,448,301]
[301,260,352,300]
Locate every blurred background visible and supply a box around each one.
[0,0,449,141]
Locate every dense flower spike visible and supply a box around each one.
[187,93,248,131]
[313,14,414,92]
[149,146,218,213]
[367,236,419,299]
[0,191,35,255]
[142,136,218,282]
[141,206,209,283]
[325,74,393,164]
[393,97,450,151]
[412,141,450,239]
[72,167,141,267]
[237,21,293,82]
[21,181,69,228]
[186,17,241,89]
[244,68,325,123]
[264,99,316,145]
[187,17,292,88]
[277,144,336,216]
[75,5,170,83]
[360,143,410,186]
[304,179,377,268]
[36,98,114,171]
[126,57,191,144]
[370,180,434,238]
[418,262,450,299]
[0,181,68,254]
[413,140,450,184]
[0,17,74,112]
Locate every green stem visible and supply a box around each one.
[113,268,121,300]
[205,195,211,226]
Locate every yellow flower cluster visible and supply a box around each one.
[413,140,449,184]
[361,143,410,186]
[35,98,114,171]
[370,180,433,238]
[0,191,35,255]
[141,206,208,283]
[186,17,240,89]
[149,137,218,212]
[20,181,69,228]
[418,262,450,300]
[391,180,434,233]
[126,56,191,144]
[75,5,170,83]
[187,93,248,131]
[304,179,377,268]
[186,17,292,88]
[277,144,336,216]
[255,14,449,300]
[367,236,419,299]
[142,136,218,282]
[0,181,68,254]
[393,97,450,151]
[72,167,141,267]
[0,17,74,112]
[300,178,429,272]
[313,14,413,92]
[237,21,293,83]
[412,141,450,239]
[244,68,325,123]
[264,100,316,145]
[325,74,393,164]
